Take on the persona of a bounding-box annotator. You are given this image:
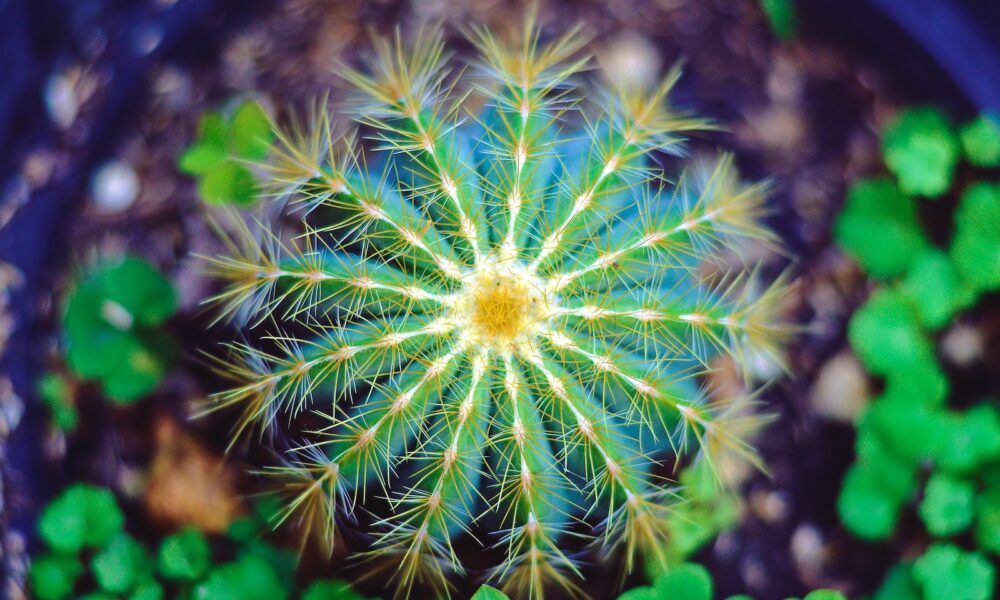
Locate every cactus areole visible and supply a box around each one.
[204,18,789,599]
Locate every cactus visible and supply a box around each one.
[203,18,789,599]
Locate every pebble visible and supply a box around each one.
[810,350,869,423]
[790,523,826,576]
[91,160,140,212]
[941,323,984,367]
[600,32,662,90]
[44,71,78,130]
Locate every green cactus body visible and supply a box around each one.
[205,20,787,599]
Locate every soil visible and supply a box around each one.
[1,1,992,599]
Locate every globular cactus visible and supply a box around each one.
[204,18,789,599]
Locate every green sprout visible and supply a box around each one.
[617,562,845,600]
[913,543,995,600]
[846,288,932,377]
[63,255,178,403]
[38,484,125,554]
[157,528,211,582]
[179,100,274,206]
[919,473,976,537]
[30,486,368,600]
[951,182,1000,293]
[470,586,510,600]
[193,554,288,600]
[759,0,798,41]
[91,533,151,594]
[901,248,975,330]
[833,178,926,278]
[882,107,959,198]
[203,20,789,598]
[302,579,372,600]
[960,113,1000,168]
[29,555,84,600]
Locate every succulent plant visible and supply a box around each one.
[204,19,788,598]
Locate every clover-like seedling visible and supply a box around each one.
[846,288,932,377]
[63,255,178,403]
[960,113,1000,168]
[760,0,797,41]
[158,527,211,582]
[38,484,125,554]
[618,562,713,600]
[901,249,975,330]
[204,21,789,597]
[913,543,995,600]
[31,484,125,600]
[302,579,372,600]
[918,473,976,537]
[91,533,151,594]
[975,487,1000,556]
[194,554,289,600]
[834,178,927,278]
[179,100,274,206]
[29,555,84,600]
[470,586,510,600]
[882,107,960,198]
[951,182,1000,293]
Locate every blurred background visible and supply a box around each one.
[2,1,1000,599]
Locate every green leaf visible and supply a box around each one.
[178,142,228,176]
[64,282,131,379]
[901,249,975,330]
[975,487,1000,556]
[231,101,273,160]
[102,328,177,403]
[197,160,257,206]
[854,424,918,498]
[837,464,904,540]
[882,353,948,407]
[960,113,1000,167]
[803,591,847,600]
[951,182,1000,293]
[875,563,921,600]
[63,257,177,402]
[193,555,289,600]
[38,484,124,553]
[29,554,83,600]
[882,108,960,197]
[931,405,1000,474]
[760,0,797,41]
[301,579,367,600]
[128,580,165,600]
[98,256,177,326]
[198,112,228,148]
[91,533,150,594]
[652,563,713,600]
[470,585,509,600]
[847,288,933,376]
[912,543,994,600]
[158,527,210,581]
[834,178,927,277]
[918,473,975,536]
[178,112,227,175]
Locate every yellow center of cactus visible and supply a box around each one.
[456,256,551,350]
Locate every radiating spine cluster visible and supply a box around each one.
[204,17,789,599]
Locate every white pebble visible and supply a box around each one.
[91,160,140,212]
